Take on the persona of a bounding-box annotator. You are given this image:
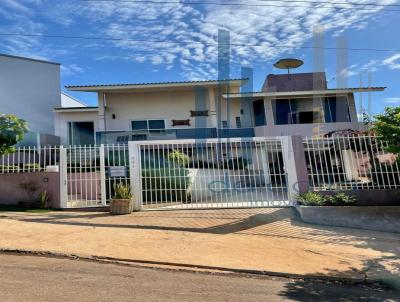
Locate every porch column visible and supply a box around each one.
[98,92,106,131]
[264,97,275,126]
[208,88,218,128]
[281,135,309,203]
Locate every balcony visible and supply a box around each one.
[96,128,255,144]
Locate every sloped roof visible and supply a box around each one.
[66,78,247,91]
[0,53,60,66]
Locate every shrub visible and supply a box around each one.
[142,168,190,203]
[297,192,326,206]
[113,183,132,199]
[0,165,20,173]
[168,150,190,167]
[22,163,41,172]
[297,191,357,206]
[326,192,356,205]
[38,191,49,209]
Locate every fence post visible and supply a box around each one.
[281,136,309,205]
[128,141,142,211]
[99,144,107,206]
[59,146,68,209]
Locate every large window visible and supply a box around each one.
[274,99,295,125]
[274,98,322,125]
[131,119,165,131]
[324,96,351,123]
[68,122,95,145]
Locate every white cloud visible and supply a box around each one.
[384,97,400,104]
[382,53,400,70]
[61,64,84,76]
[1,0,399,79]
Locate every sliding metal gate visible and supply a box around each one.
[129,137,295,210]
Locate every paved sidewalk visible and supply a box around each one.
[0,208,399,281]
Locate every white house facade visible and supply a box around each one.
[54,72,385,146]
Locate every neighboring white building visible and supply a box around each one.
[0,54,61,135]
[61,92,86,108]
[54,73,385,146]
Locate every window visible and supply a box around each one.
[235,117,242,128]
[68,122,94,145]
[221,121,228,128]
[253,99,266,126]
[274,98,320,125]
[324,96,351,123]
[131,119,165,131]
[275,99,295,125]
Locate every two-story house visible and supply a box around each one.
[54,72,384,145]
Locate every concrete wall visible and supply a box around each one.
[0,172,60,208]
[297,206,400,233]
[0,55,61,135]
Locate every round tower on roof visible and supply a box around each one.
[273,58,304,74]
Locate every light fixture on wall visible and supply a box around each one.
[112,114,116,119]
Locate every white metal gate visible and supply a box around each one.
[62,144,130,208]
[129,137,296,210]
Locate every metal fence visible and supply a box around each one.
[0,146,60,174]
[129,137,292,209]
[1,135,399,210]
[304,135,400,191]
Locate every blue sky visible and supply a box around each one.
[1,0,400,115]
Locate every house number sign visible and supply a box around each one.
[109,166,127,177]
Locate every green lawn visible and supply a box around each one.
[0,205,55,213]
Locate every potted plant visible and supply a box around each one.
[110,183,133,215]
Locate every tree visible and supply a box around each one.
[0,113,28,155]
[373,107,400,160]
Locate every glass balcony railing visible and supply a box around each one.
[96,128,255,144]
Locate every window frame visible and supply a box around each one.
[130,119,166,131]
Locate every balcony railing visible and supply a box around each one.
[96,128,255,144]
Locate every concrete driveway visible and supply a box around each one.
[0,208,399,281]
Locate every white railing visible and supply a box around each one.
[304,135,400,191]
[0,146,60,174]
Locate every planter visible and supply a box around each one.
[110,199,133,215]
[297,206,400,233]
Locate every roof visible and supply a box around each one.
[223,87,386,99]
[54,106,98,112]
[66,78,247,92]
[0,53,60,66]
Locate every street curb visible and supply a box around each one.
[0,248,376,285]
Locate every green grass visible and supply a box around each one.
[0,205,55,213]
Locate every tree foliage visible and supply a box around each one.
[373,107,400,159]
[0,113,28,155]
